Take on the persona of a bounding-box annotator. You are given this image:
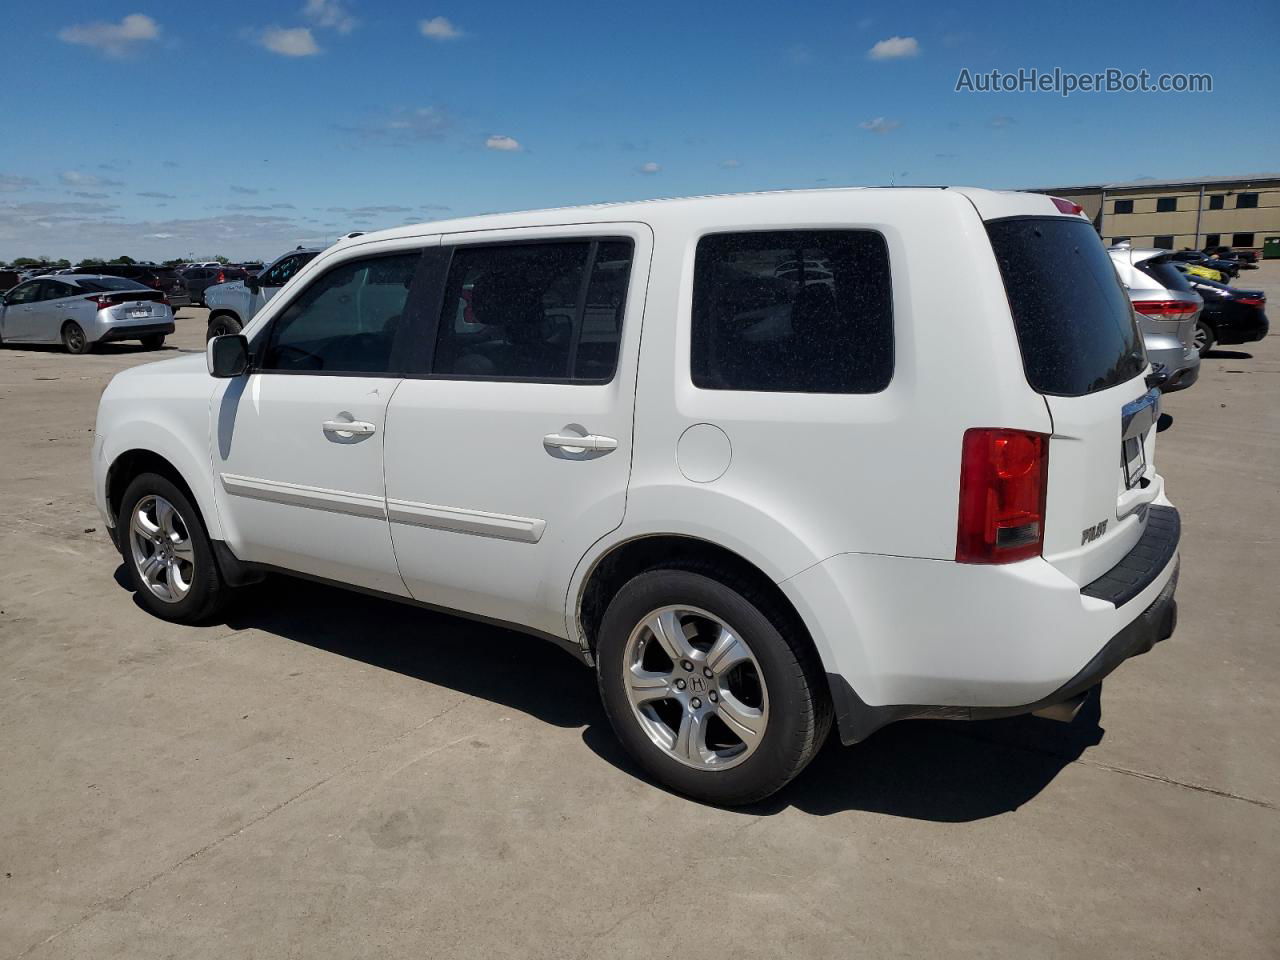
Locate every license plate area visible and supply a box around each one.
[1122,435,1147,489]
[1121,388,1159,490]
[128,307,150,318]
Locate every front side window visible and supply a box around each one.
[690,230,892,394]
[6,281,41,304]
[259,252,420,373]
[261,253,314,288]
[432,239,634,382]
[1114,199,1134,214]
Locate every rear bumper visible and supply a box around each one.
[98,321,175,343]
[783,506,1182,745]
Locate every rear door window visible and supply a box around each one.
[690,230,892,393]
[986,217,1146,397]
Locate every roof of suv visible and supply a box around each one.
[326,186,1066,248]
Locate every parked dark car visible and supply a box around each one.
[1170,250,1240,279]
[181,265,247,305]
[1180,272,1269,356]
[79,264,192,308]
[1208,246,1259,268]
[0,270,19,291]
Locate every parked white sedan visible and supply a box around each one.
[0,275,174,353]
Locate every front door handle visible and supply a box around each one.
[543,432,618,454]
[323,419,376,438]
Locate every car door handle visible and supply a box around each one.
[543,432,618,453]
[323,419,376,437]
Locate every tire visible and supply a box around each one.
[62,321,91,354]
[140,334,166,350]
[118,472,228,623]
[1194,319,1216,357]
[596,568,831,805]
[207,314,242,340]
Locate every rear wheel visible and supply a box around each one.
[207,314,242,340]
[62,321,90,354]
[596,568,830,806]
[140,334,166,350]
[118,472,227,623]
[1194,319,1216,357]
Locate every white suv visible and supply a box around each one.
[92,188,1180,804]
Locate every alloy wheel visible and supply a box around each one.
[128,495,195,603]
[622,605,769,770]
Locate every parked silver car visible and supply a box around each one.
[1107,245,1201,392]
[203,248,320,339]
[0,275,174,353]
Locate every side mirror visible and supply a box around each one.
[207,334,250,378]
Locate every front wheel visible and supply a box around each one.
[118,472,228,623]
[206,315,242,340]
[62,321,91,354]
[596,568,831,805]
[1194,320,1216,357]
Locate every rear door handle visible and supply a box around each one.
[323,419,376,437]
[543,432,617,453]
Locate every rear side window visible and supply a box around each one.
[986,217,1145,397]
[432,239,634,382]
[1135,255,1194,291]
[260,252,420,373]
[690,230,892,393]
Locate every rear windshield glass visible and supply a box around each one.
[986,217,1145,397]
[1136,256,1194,291]
[76,277,150,291]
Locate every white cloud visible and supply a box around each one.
[60,171,124,188]
[303,0,356,33]
[639,161,661,175]
[259,26,321,57]
[0,174,37,192]
[859,117,902,134]
[147,233,175,239]
[485,135,521,152]
[720,159,741,169]
[419,16,462,40]
[58,14,160,58]
[868,36,919,60]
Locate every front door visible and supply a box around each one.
[211,247,426,595]
[1,281,47,340]
[383,225,651,636]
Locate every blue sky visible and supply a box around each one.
[1,0,1277,261]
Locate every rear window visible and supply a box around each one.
[986,217,1145,397]
[691,230,892,393]
[76,277,150,292]
[1135,256,1194,291]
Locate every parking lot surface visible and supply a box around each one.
[2,276,1278,959]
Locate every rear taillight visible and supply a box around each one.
[1133,299,1198,320]
[1237,295,1265,307]
[216,271,225,283]
[956,428,1049,564]
[1050,196,1085,216]
[87,295,114,310]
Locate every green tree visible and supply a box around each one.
[11,256,41,267]
[214,255,230,264]
[113,255,137,265]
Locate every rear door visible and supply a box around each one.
[382,224,650,636]
[985,215,1161,586]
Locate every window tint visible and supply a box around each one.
[1236,193,1258,209]
[1155,197,1177,213]
[986,217,1145,397]
[1152,235,1174,249]
[77,277,150,292]
[1136,256,1193,292]
[43,281,76,300]
[1113,199,1134,214]
[690,230,892,394]
[260,253,419,373]
[1232,232,1255,247]
[432,239,634,382]
[1208,195,1225,210]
